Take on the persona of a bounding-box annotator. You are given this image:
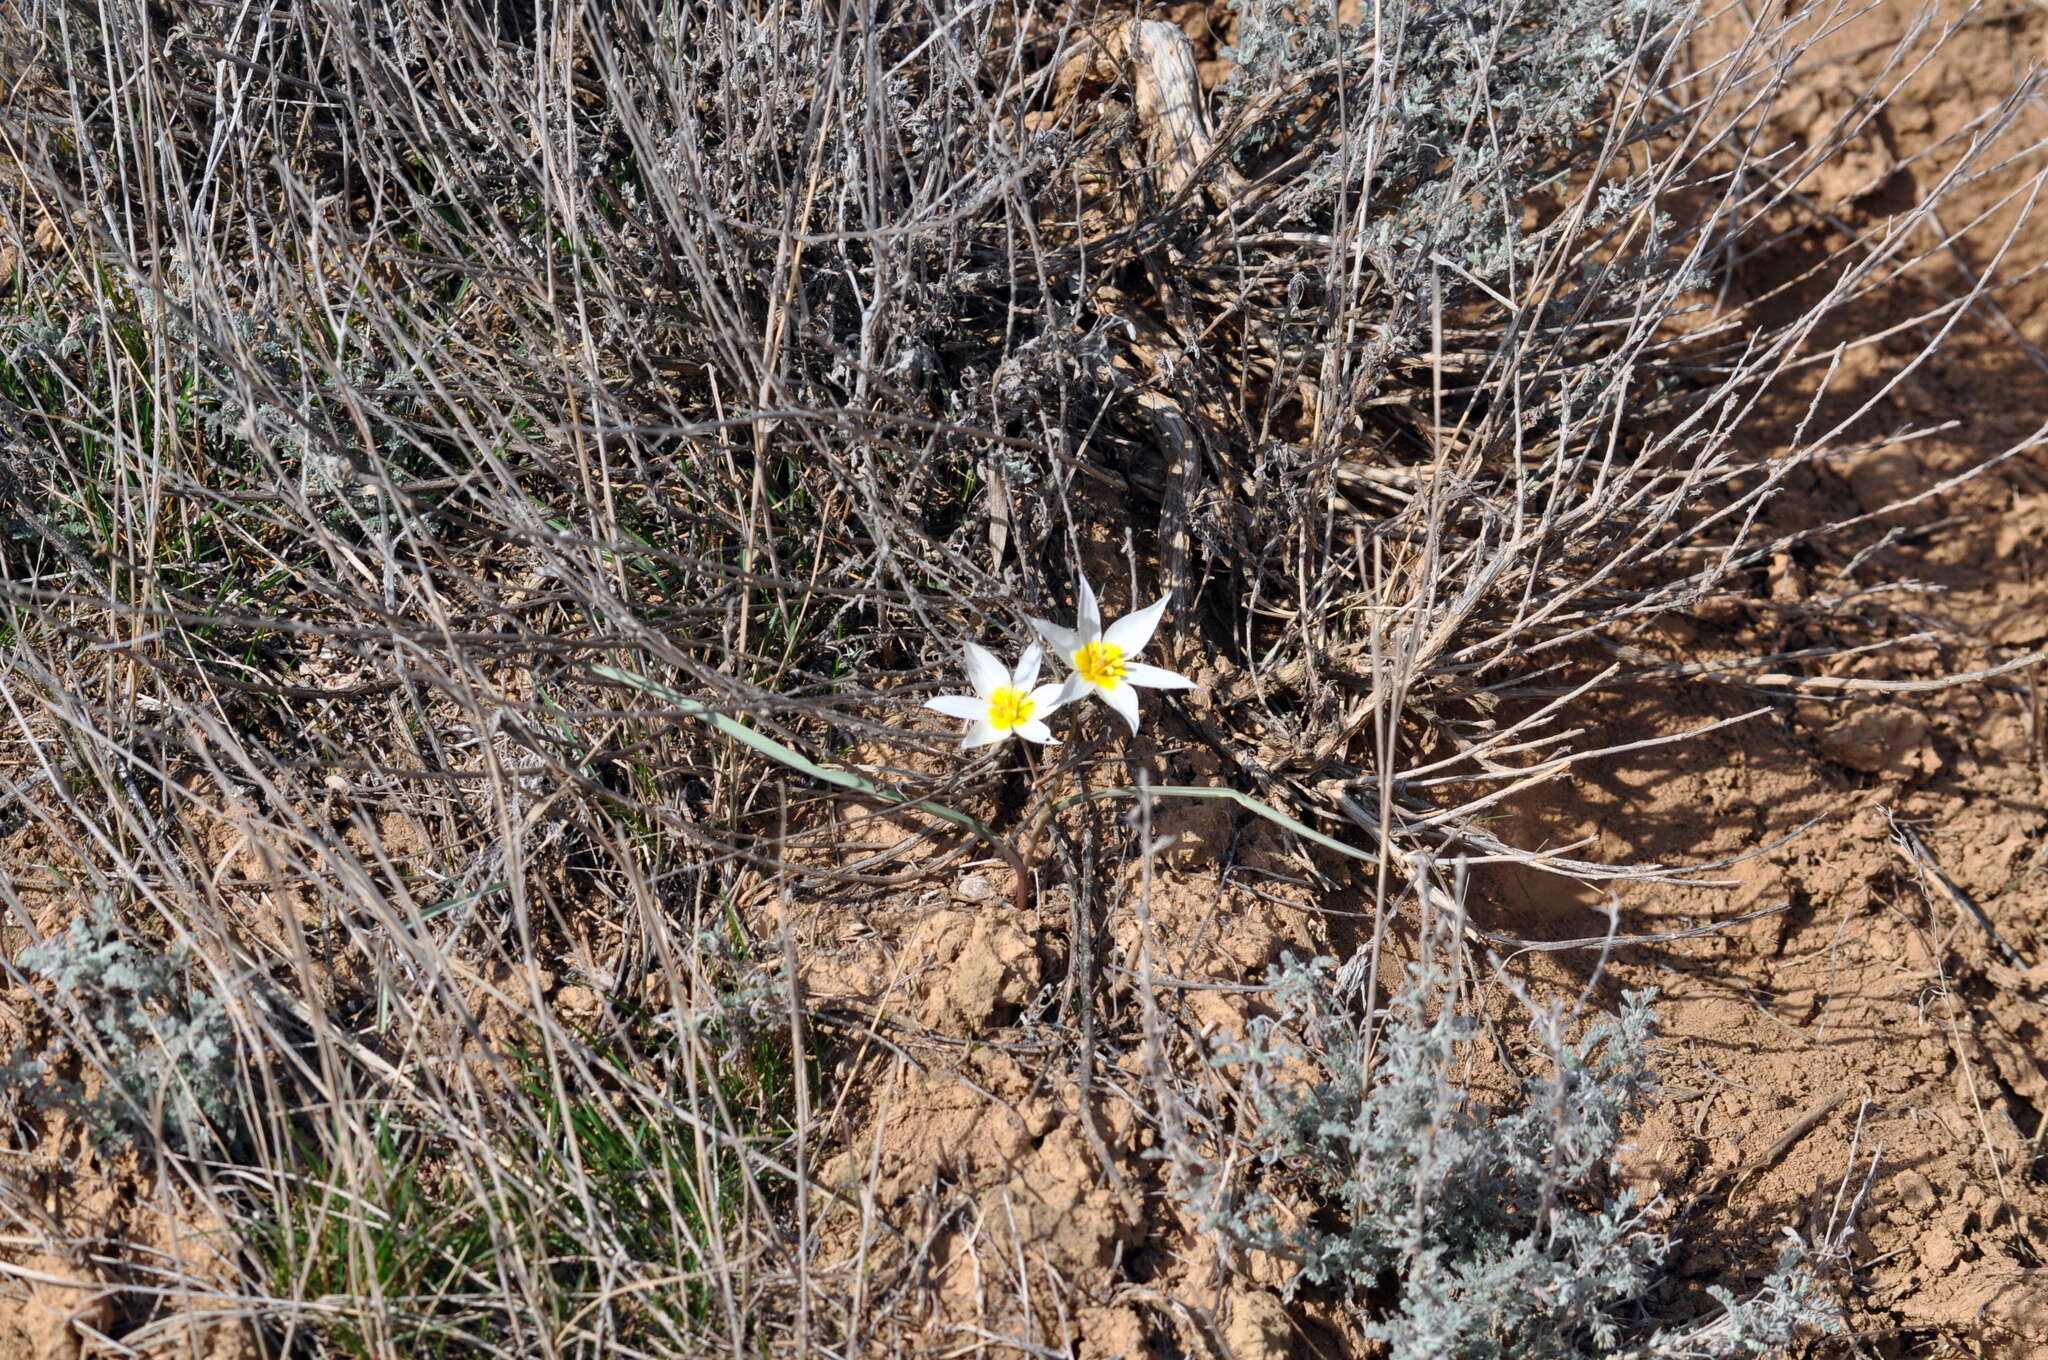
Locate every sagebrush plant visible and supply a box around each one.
[4,903,239,1154]
[1224,0,1686,281]
[0,0,2034,1351]
[1178,954,1836,1357]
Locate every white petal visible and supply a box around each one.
[958,719,1006,750]
[1103,594,1170,658]
[1014,719,1057,745]
[924,694,988,720]
[1056,674,1088,707]
[1030,617,1081,657]
[963,641,1008,698]
[1028,681,1069,715]
[1076,574,1102,640]
[1122,662,1198,691]
[1101,681,1142,735]
[1013,642,1043,691]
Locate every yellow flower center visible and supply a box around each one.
[1073,640,1127,690]
[985,685,1035,731]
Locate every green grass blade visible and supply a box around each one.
[592,664,998,843]
[1058,784,1378,864]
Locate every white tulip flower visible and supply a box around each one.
[923,642,1066,750]
[1030,576,1197,735]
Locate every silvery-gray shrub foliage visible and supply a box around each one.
[1181,956,1835,1357]
[1225,0,1683,281]
[5,906,238,1154]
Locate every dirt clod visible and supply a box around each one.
[0,1255,113,1360]
[1893,1168,1940,1215]
[1843,447,1935,522]
[1077,1304,1149,1360]
[1221,1290,1295,1360]
[914,909,1040,1035]
[1811,703,1937,774]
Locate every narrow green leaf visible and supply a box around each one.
[592,664,998,842]
[1058,784,1378,864]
